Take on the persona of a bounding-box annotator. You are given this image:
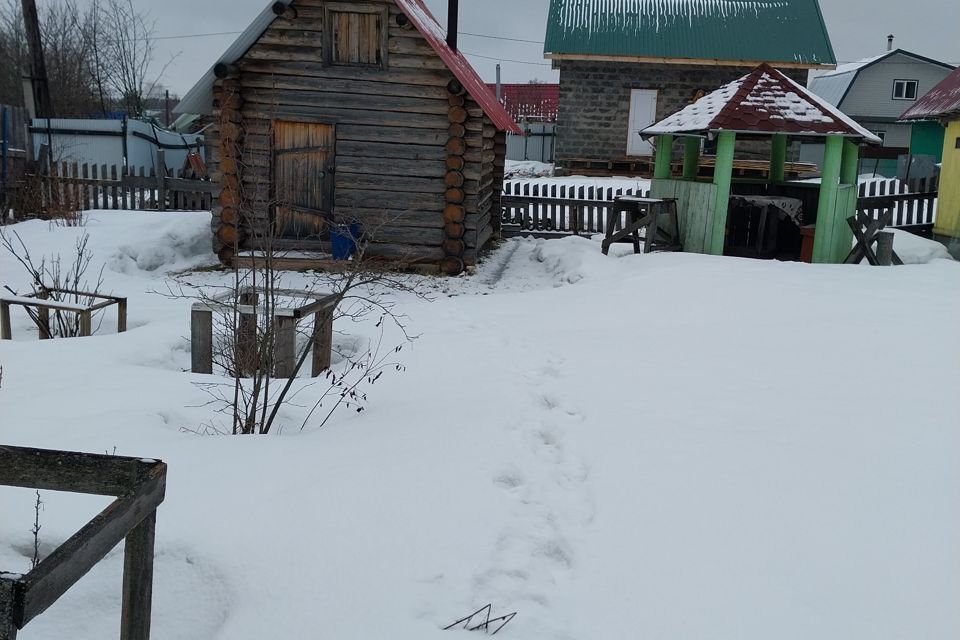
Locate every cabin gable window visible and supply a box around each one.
[324,3,389,69]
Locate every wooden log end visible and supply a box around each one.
[445,155,465,172]
[444,187,465,204]
[444,170,465,188]
[217,224,244,247]
[443,203,466,223]
[447,79,465,96]
[448,123,466,138]
[444,222,465,239]
[441,238,466,257]
[445,137,466,157]
[440,256,465,276]
[448,106,468,124]
[448,94,465,107]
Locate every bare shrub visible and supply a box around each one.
[0,227,106,337]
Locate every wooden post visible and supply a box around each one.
[769,133,787,184]
[119,511,155,640]
[36,289,50,339]
[155,149,166,212]
[236,292,258,376]
[273,317,296,378]
[311,307,334,377]
[710,131,737,255]
[191,309,213,374]
[0,301,11,340]
[653,135,673,180]
[682,136,701,181]
[116,298,127,333]
[812,135,845,264]
[0,574,18,639]
[21,0,53,119]
[876,231,895,266]
[78,310,92,337]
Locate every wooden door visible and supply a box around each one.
[627,89,658,157]
[273,121,335,240]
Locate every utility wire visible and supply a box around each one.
[461,50,553,67]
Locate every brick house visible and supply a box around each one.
[543,0,838,175]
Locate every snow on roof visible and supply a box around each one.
[544,0,837,66]
[901,66,960,120]
[175,0,520,134]
[643,64,881,143]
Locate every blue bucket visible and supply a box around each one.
[331,223,361,260]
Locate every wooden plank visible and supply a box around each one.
[18,466,166,627]
[0,446,158,496]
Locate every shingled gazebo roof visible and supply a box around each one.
[643,64,881,143]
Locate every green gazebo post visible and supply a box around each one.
[812,135,861,263]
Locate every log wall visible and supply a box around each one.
[205,0,506,273]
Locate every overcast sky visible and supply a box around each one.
[108,0,959,96]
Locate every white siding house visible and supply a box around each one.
[801,50,954,175]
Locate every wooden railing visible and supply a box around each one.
[0,446,167,640]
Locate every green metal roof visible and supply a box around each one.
[544,0,837,67]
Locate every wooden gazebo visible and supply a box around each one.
[642,64,880,263]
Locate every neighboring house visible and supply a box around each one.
[543,0,837,175]
[175,0,519,275]
[901,66,960,254]
[804,49,954,176]
[485,83,559,162]
[485,83,559,124]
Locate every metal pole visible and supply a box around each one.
[495,64,502,102]
[2,107,8,190]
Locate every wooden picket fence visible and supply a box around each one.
[44,156,215,214]
[500,181,650,236]
[501,176,940,239]
[856,176,938,234]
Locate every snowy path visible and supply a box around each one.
[1,212,959,639]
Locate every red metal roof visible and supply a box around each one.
[484,83,559,123]
[396,0,522,134]
[901,67,960,121]
[644,64,881,143]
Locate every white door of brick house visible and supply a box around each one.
[627,89,658,156]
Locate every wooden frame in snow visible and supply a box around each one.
[190,287,338,378]
[0,446,167,640]
[0,289,127,340]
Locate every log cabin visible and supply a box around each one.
[174,0,521,275]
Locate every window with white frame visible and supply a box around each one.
[892,79,919,101]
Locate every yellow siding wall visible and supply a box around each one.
[936,119,960,238]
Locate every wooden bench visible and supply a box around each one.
[0,289,127,340]
[191,288,338,378]
[601,197,681,255]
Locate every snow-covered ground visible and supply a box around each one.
[1,212,959,639]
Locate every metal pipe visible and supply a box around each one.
[447,0,458,51]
